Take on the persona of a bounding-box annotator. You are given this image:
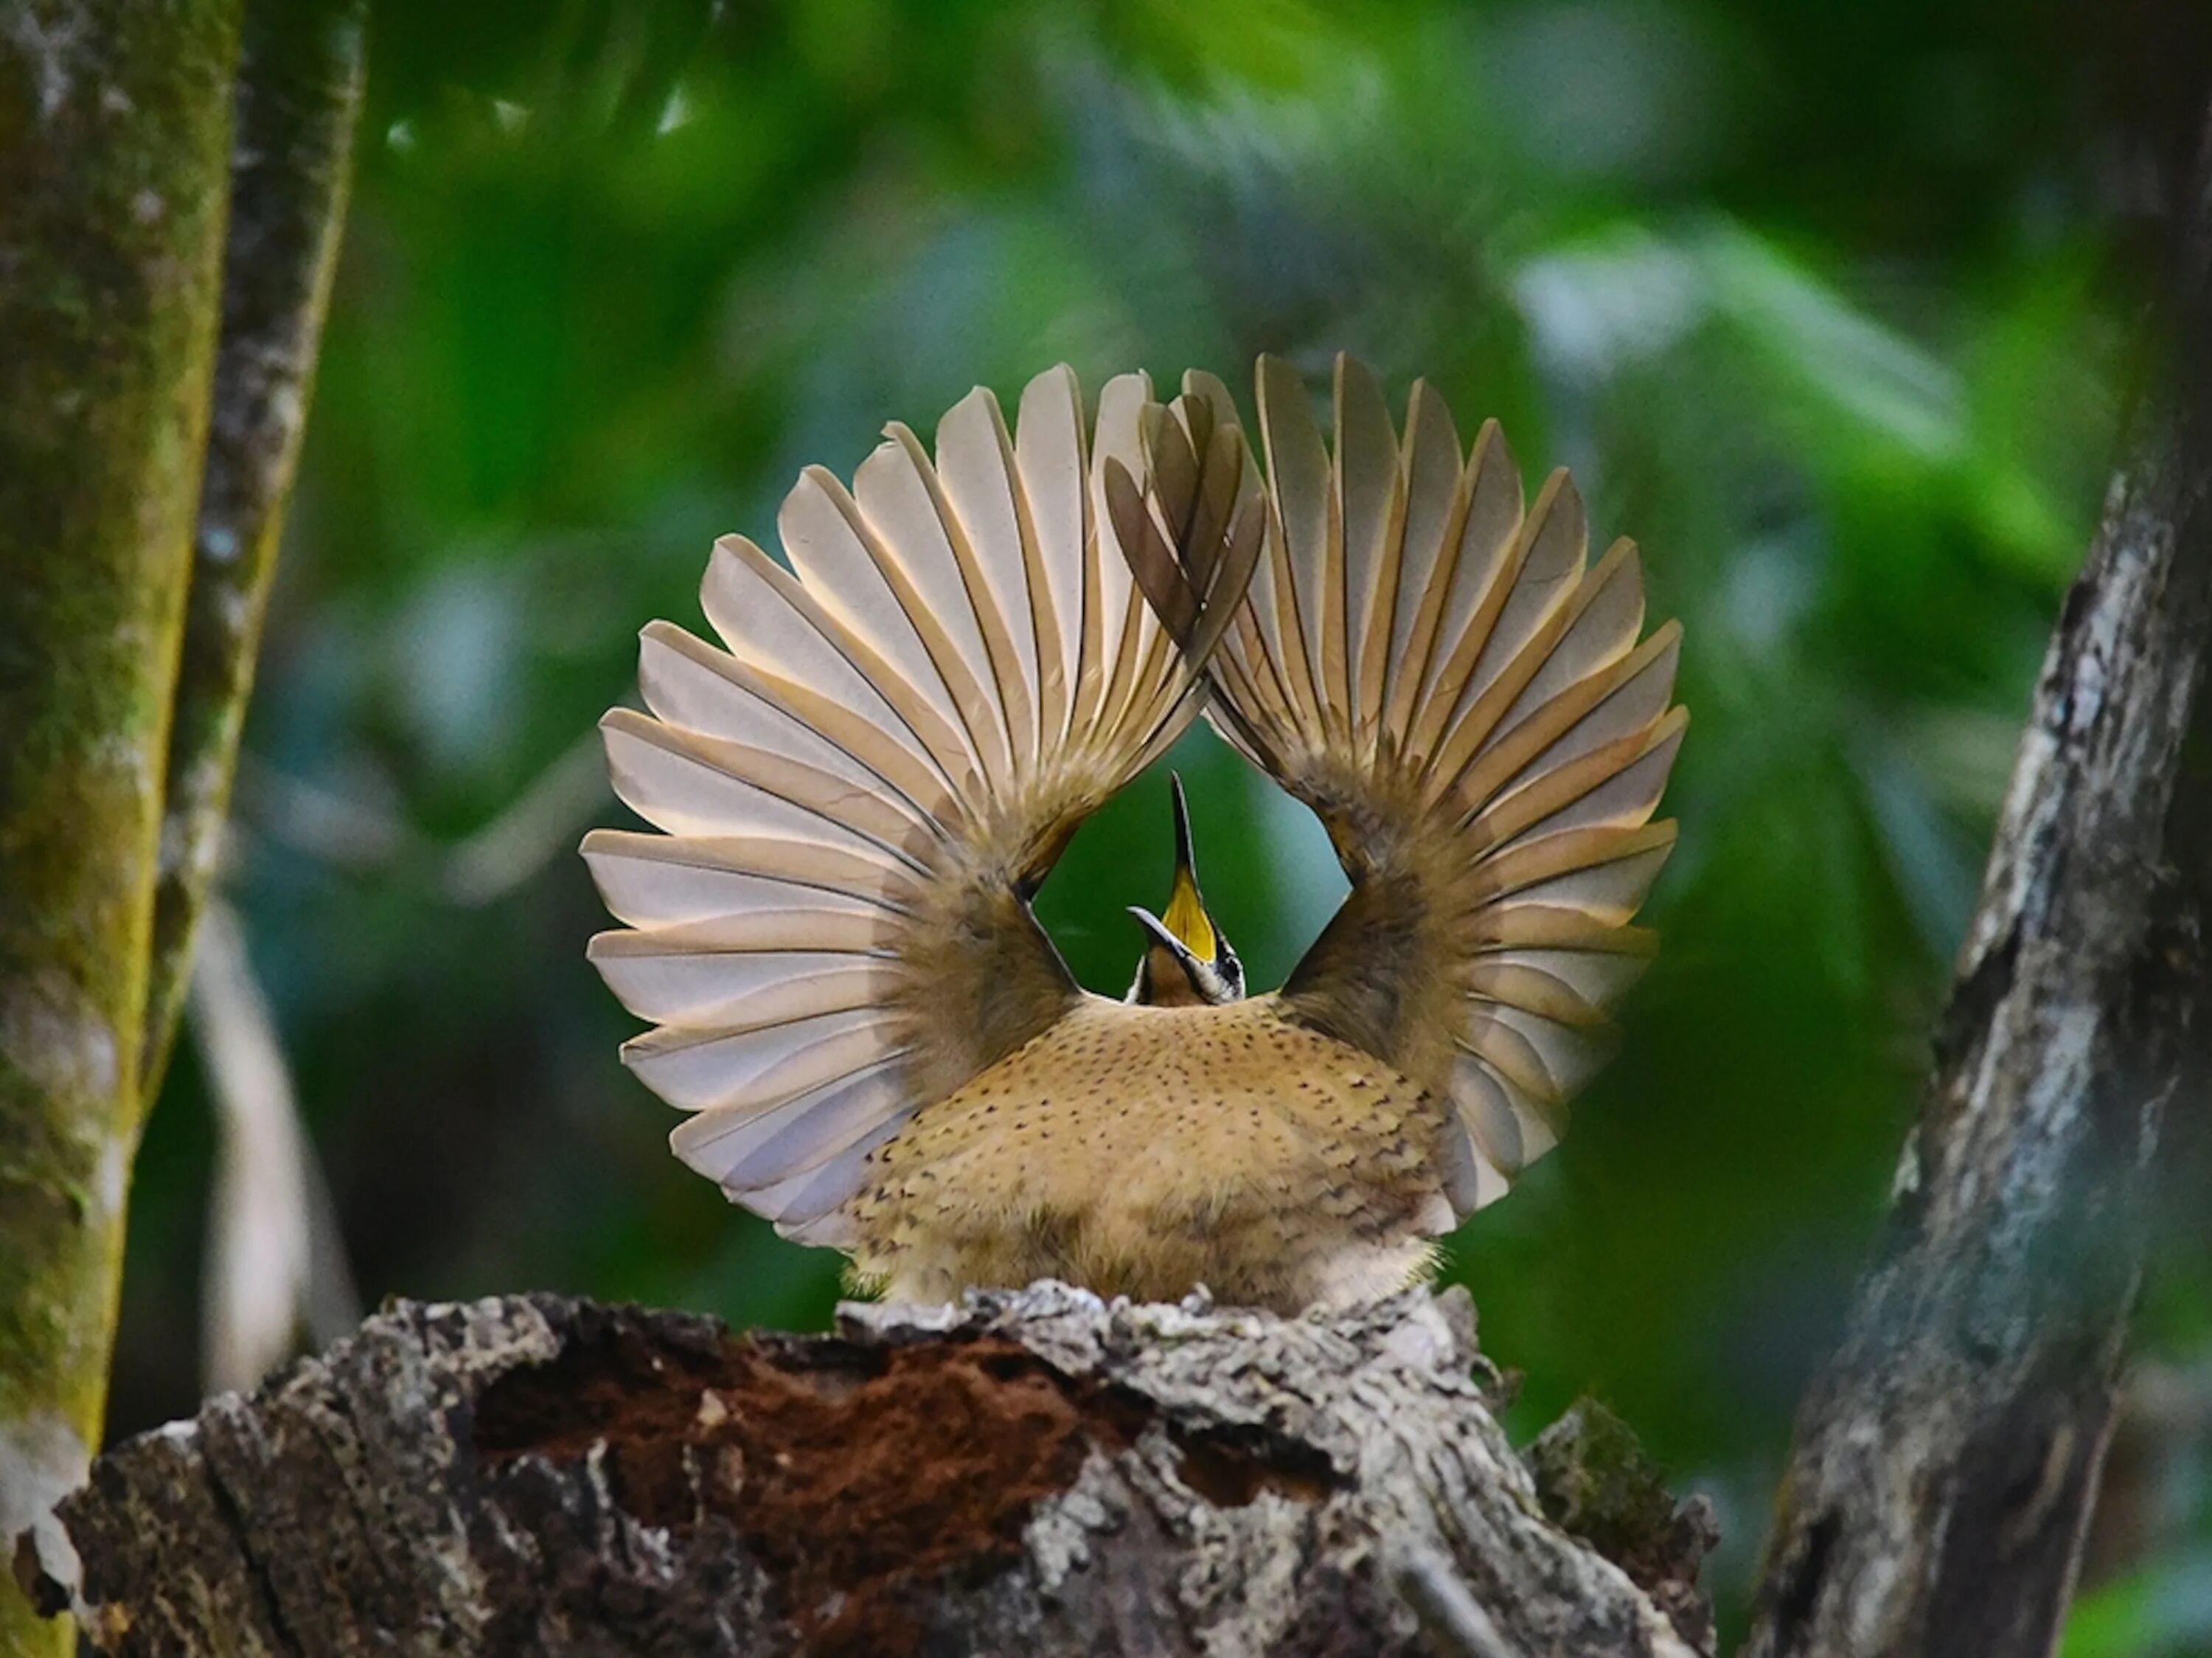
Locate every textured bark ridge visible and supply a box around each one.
[32,1286,1711,1657]
[139,0,366,1099]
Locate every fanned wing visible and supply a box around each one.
[585,366,1259,1242]
[1193,354,1685,1219]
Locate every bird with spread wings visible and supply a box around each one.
[583,355,1683,1312]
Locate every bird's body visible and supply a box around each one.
[847,995,1450,1308]
[585,357,1683,1314]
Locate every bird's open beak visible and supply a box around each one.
[1127,905,1196,965]
[1157,772,1217,961]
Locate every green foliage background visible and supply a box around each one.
[113,1,2212,1645]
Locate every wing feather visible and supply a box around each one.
[580,827,919,906]
[703,533,977,806]
[600,710,939,865]
[749,1123,905,1244]
[934,389,1043,768]
[1416,472,1589,788]
[582,836,908,943]
[1332,355,1404,757]
[638,620,941,828]
[1383,383,1466,732]
[1014,367,1088,747]
[587,366,1256,1234]
[621,1007,906,1114]
[1402,424,1526,761]
[588,937,897,1027]
[669,1059,908,1187]
[853,434,1015,775]
[785,468,1000,783]
[1257,355,1346,743]
[1176,354,1683,1221]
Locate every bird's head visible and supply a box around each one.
[1126,774,1245,1007]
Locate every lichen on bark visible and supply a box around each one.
[0,2,244,1651]
[137,0,366,1100]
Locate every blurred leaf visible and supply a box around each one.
[2065,1553,2212,1658]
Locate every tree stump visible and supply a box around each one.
[20,1284,1713,1656]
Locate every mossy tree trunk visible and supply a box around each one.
[139,0,366,1102]
[0,7,241,1652]
[0,5,361,1652]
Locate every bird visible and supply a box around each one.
[583,355,1683,1314]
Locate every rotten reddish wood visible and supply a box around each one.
[29,1286,1714,1657]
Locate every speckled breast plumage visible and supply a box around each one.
[844,997,1453,1311]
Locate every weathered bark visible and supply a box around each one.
[0,6,242,1654]
[1740,119,2212,1658]
[31,1286,1716,1657]
[139,0,366,1100]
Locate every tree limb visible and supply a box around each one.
[1742,111,2212,1658]
[33,1286,1715,1657]
[0,5,243,1654]
[139,0,366,1100]
[189,901,360,1398]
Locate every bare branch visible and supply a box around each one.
[140,0,366,1100]
[188,901,358,1396]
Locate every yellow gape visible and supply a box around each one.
[585,356,1683,1311]
[1159,830,1214,963]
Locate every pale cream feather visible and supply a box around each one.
[1191,353,1686,1219]
[584,366,1254,1241]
